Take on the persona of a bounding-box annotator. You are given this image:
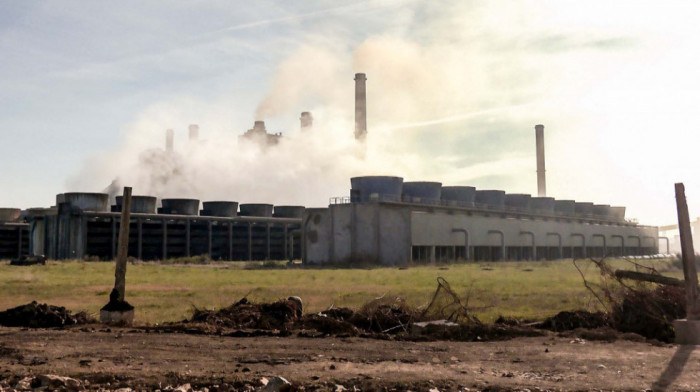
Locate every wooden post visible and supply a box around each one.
[675,183,700,320]
[114,187,132,302]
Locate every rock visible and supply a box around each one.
[598,364,606,369]
[114,388,134,392]
[335,385,347,392]
[260,377,291,392]
[174,383,193,392]
[287,296,303,318]
[37,375,82,391]
[14,377,33,391]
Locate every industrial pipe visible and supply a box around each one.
[519,231,536,261]
[488,230,505,261]
[451,228,470,261]
[570,233,586,258]
[547,232,562,260]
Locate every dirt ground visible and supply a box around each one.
[1,327,700,391]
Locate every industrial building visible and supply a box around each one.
[302,176,659,264]
[240,120,284,146]
[0,73,663,264]
[18,194,303,261]
[0,208,29,260]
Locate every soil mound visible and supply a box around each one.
[0,301,92,328]
[189,298,299,330]
[612,285,685,342]
[538,310,610,332]
[297,313,359,336]
[316,299,422,334]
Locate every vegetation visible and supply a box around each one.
[0,258,679,325]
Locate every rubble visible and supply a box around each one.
[0,302,93,328]
[260,377,291,392]
[189,298,298,330]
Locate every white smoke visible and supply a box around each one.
[66,1,700,224]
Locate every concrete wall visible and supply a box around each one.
[411,212,657,248]
[303,204,411,265]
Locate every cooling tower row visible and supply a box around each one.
[349,176,626,222]
[54,193,304,218]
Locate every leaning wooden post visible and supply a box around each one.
[673,182,700,344]
[114,187,132,301]
[100,186,135,324]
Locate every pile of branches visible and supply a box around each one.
[189,298,299,330]
[573,257,685,342]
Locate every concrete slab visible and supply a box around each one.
[100,309,134,325]
[673,319,700,344]
[410,319,459,336]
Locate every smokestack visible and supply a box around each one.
[535,124,546,197]
[300,112,313,131]
[165,129,174,152]
[354,73,367,141]
[254,121,266,133]
[189,124,199,142]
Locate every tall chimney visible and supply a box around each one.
[166,129,174,152]
[535,124,546,197]
[189,124,199,142]
[300,111,313,131]
[354,73,367,141]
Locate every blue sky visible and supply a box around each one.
[2,1,700,225]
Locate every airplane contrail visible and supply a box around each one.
[200,0,406,37]
[380,103,535,131]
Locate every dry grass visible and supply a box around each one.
[0,258,680,325]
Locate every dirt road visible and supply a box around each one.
[1,326,699,391]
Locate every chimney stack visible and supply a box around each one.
[166,129,174,152]
[300,112,313,131]
[354,73,367,141]
[253,121,266,133]
[535,124,546,197]
[189,124,199,142]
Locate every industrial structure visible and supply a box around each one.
[354,73,367,141]
[240,120,283,146]
[0,208,29,260]
[303,176,659,264]
[0,73,664,265]
[18,194,302,261]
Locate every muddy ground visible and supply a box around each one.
[1,326,700,391]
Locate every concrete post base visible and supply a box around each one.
[100,309,134,325]
[673,319,700,344]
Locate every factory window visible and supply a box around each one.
[411,246,431,263]
[455,246,467,260]
[435,246,455,261]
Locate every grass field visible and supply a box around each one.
[0,258,680,325]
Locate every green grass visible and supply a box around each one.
[0,258,681,325]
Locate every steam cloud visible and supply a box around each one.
[67,2,690,224]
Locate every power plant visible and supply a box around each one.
[303,175,657,264]
[0,73,663,264]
